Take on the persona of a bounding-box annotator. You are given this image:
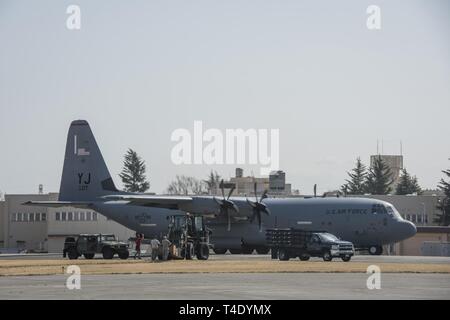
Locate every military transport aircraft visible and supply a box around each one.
[25,120,416,255]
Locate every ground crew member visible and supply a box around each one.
[161,236,171,261]
[150,237,161,262]
[134,233,143,259]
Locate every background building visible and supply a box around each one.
[370,154,403,191]
[1,193,134,253]
[226,168,292,197]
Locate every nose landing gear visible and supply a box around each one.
[368,245,383,255]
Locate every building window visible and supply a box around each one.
[86,212,91,221]
[23,213,29,222]
[55,212,60,221]
[74,212,79,221]
[92,212,97,221]
[68,212,73,221]
[17,213,22,222]
[80,211,85,221]
[61,212,67,221]
[29,213,35,222]
[425,215,429,224]
[11,213,17,222]
[42,213,47,221]
[412,214,417,223]
[36,213,41,221]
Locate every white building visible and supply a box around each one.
[1,193,134,253]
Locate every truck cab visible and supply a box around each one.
[307,232,354,261]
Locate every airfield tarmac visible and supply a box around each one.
[0,254,449,299]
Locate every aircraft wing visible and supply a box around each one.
[22,201,93,209]
[102,195,194,210]
[102,195,255,218]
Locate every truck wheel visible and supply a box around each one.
[369,246,383,255]
[197,244,210,260]
[68,248,78,260]
[322,251,332,262]
[341,255,351,262]
[83,253,95,259]
[256,247,270,255]
[213,248,227,254]
[299,254,310,261]
[118,251,129,260]
[186,243,194,260]
[278,249,290,261]
[102,247,114,259]
[229,249,242,254]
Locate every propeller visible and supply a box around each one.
[213,180,239,231]
[246,182,271,232]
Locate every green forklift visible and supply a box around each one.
[167,214,211,260]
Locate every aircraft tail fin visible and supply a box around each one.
[59,120,120,201]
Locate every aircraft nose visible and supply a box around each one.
[402,221,417,239]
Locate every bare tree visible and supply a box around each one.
[166,175,206,195]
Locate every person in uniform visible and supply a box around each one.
[150,237,161,262]
[161,236,172,261]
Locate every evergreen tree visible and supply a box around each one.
[119,149,150,192]
[410,176,422,195]
[342,157,367,195]
[364,156,394,195]
[434,169,450,226]
[395,169,422,195]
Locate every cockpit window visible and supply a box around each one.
[386,206,394,216]
[371,204,387,214]
[385,205,402,219]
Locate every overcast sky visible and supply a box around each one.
[1,0,449,195]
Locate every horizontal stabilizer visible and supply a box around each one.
[22,201,93,209]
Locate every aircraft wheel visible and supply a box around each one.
[213,248,227,254]
[341,255,351,262]
[322,251,332,262]
[83,253,94,259]
[68,248,78,260]
[102,247,114,259]
[278,249,290,261]
[369,246,383,255]
[229,249,242,254]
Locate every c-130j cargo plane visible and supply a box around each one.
[25,120,416,255]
